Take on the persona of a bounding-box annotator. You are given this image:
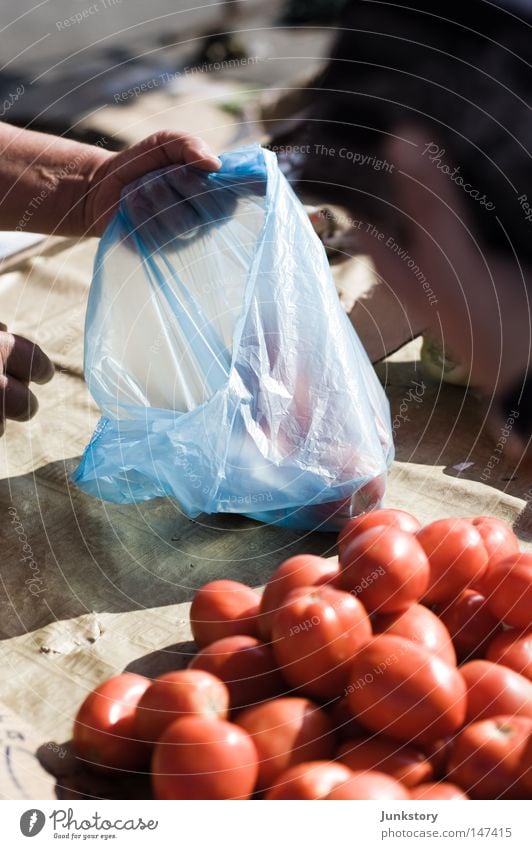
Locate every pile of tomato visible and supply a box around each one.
[73,509,532,800]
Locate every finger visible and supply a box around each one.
[0,332,55,384]
[177,136,222,171]
[108,132,221,186]
[0,373,39,421]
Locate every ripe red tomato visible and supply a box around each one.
[73,673,150,773]
[486,630,532,681]
[482,552,532,630]
[349,475,387,519]
[338,508,421,558]
[257,555,339,640]
[189,635,284,711]
[416,518,488,604]
[346,635,467,743]
[236,698,335,791]
[521,733,532,795]
[325,770,409,800]
[460,660,532,723]
[338,526,429,614]
[151,717,258,799]
[336,736,433,787]
[271,584,372,699]
[409,782,469,800]
[189,580,260,647]
[469,516,519,575]
[373,604,456,666]
[264,760,353,799]
[134,669,229,744]
[433,589,501,663]
[447,715,532,799]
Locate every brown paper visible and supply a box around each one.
[0,86,530,800]
[0,701,57,800]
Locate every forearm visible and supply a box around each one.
[0,123,112,236]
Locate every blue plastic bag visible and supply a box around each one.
[73,145,393,530]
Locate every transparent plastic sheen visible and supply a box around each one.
[73,145,393,530]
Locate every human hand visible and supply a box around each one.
[0,324,54,435]
[81,132,222,237]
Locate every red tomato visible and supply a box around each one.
[236,698,335,791]
[470,516,519,577]
[271,584,372,699]
[447,716,532,799]
[189,580,260,647]
[433,589,502,662]
[338,508,421,558]
[151,717,258,800]
[346,635,467,743]
[327,697,367,743]
[338,526,429,614]
[409,782,469,800]
[416,518,488,604]
[257,555,339,640]
[264,760,353,799]
[134,670,229,743]
[302,498,354,530]
[486,630,532,681]
[521,733,532,795]
[73,673,150,773]
[482,552,532,630]
[373,604,456,666]
[337,736,433,787]
[189,635,284,711]
[349,474,386,517]
[325,770,409,800]
[460,660,532,723]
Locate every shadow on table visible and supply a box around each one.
[37,740,152,801]
[377,359,532,537]
[1,458,336,640]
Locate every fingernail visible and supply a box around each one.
[198,143,221,161]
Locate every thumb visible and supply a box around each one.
[104,132,222,186]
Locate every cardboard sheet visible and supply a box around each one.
[1,86,531,799]
[1,231,529,798]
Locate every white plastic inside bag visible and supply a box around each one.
[86,168,265,413]
[74,144,394,531]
